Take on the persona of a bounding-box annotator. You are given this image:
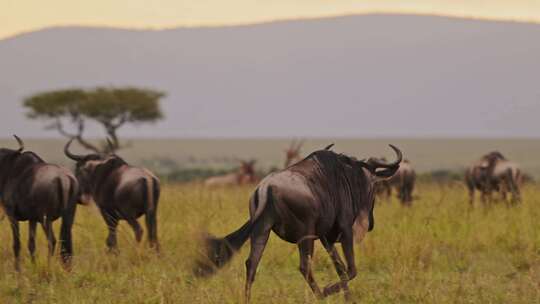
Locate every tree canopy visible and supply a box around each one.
[24,87,165,152]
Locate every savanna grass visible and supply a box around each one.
[0,182,539,303]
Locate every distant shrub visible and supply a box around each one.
[161,168,231,183]
[418,170,464,183]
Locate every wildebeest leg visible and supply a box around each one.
[9,217,21,271]
[244,222,271,302]
[41,219,57,263]
[500,186,508,203]
[320,238,350,298]
[468,187,475,206]
[126,218,143,243]
[28,220,37,263]
[102,213,119,251]
[60,204,77,267]
[298,238,323,299]
[340,229,357,299]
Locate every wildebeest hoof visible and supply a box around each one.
[323,283,342,297]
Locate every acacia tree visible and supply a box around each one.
[24,87,164,152]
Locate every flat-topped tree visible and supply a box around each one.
[23,87,164,152]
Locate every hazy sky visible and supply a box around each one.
[2,0,539,39]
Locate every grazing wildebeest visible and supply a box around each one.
[466,151,521,204]
[196,144,402,301]
[284,139,304,168]
[64,139,160,251]
[0,135,78,270]
[204,160,258,187]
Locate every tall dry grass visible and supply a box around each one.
[0,182,539,303]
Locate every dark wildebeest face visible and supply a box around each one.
[63,143,108,203]
[197,144,402,301]
[0,135,25,183]
[239,160,256,176]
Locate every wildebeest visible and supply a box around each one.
[204,160,258,187]
[388,159,416,205]
[489,155,522,203]
[465,151,522,204]
[196,144,402,301]
[64,139,160,251]
[0,135,78,270]
[373,158,415,205]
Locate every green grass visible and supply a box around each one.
[0,182,539,303]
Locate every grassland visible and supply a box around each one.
[0,182,539,303]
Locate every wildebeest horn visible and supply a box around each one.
[13,135,24,152]
[324,143,334,150]
[369,144,402,168]
[64,138,85,161]
[106,138,115,152]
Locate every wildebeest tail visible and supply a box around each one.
[141,178,155,211]
[368,204,375,232]
[195,186,272,277]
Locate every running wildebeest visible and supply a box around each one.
[196,144,402,301]
[64,138,160,251]
[466,151,522,204]
[204,160,258,187]
[0,135,78,270]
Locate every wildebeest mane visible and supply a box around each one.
[0,151,45,191]
[90,156,128,191]
[293,150,373,231]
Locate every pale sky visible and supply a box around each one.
[1,0,539,39]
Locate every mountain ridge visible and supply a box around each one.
[1,14,539,138]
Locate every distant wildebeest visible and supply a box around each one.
[196,144,402,301]
[204,160,258,187]
[388,159,416,205]
[373,157,392,200]
[64,139,160,251]
[373,158,415,205]
[0,135,78,270]
[520,173,534,186]
[465,151,522,204]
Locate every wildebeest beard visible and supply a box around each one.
[291,150,375,233]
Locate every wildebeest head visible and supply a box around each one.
[64,138,126,201]
[338,145,402,181]
[0,135,26,184]
[0,135,24,161]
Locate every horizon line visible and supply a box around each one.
[3,11,540,41]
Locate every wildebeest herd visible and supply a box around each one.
[0,136,530,302]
